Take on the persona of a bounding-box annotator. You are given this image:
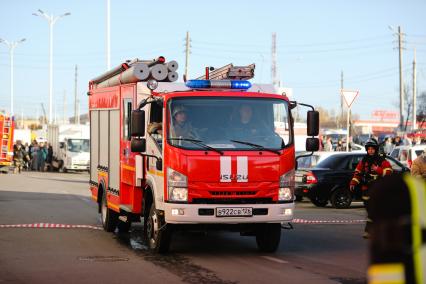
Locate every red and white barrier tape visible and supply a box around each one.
[0,223,102,230]
[292,218,366,224]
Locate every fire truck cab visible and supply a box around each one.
[88,58,319,253]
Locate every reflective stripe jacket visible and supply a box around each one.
[350,155,393,187]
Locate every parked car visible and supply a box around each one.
[295,152,336,201]
[295,152,410,208]
[390,145,426,168]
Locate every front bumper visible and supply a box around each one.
[164,202,294,224]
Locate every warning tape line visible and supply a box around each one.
[0,223,103,230]
[292,219,366,224]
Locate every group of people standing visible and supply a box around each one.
[12,140,53,173]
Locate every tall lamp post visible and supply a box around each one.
[0,38,26,117]
[33,9,70,124]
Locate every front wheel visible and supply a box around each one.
[145,203,172,253]
[255,223,281,253]
[101,190,118,232]
[331,188,352,209]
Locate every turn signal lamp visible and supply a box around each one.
[185,80,252,90]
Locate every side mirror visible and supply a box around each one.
[306,137,319,152]
[131,110,145,137]
[131,138,146,152]
[59,142,64,149]
[307,111,319,136]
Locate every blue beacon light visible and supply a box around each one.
[186,80,252,90]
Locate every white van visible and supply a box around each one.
[390,145,426,168]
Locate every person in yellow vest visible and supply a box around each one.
[367,173,426,284]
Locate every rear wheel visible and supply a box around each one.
[309,195,328,207]
[145,202,172,253]
[101,190,118,232]
[331,188,352,209]
[255,223,281,253]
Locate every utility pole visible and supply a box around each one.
[398,26,404,131]
[76,99,80,125]
[271,32,279,88]
[340,70,344,128]
[184,31,190,80]
[74,65,78,124]
[412,48,417,130]
[63,90,67,124]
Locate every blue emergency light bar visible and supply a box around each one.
[185,80,252,90]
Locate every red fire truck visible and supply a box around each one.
[88,58,319,253]
[0,114,14,173]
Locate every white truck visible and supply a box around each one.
[47,124,90,172]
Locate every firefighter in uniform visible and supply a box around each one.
[349,138,393,238]
[13,142,29,174]
[367,173,426,284]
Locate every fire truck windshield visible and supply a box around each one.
[167,97,291,151]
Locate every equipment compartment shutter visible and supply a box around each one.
[99,110,109,168]
[109,110,120,192]
[90,110,99,181]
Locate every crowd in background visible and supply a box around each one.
[319,133,425,154]
[12,140,53,173]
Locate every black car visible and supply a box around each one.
[295,152,410,208]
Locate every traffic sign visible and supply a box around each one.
[340,89,359,108]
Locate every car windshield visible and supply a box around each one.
[167,97,291,150]
[67,139,90,153]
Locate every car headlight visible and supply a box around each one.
[279,170,295,201]
[167,168,188,202]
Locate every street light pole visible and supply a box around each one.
[0,38,26,117]
[33,9,71,124]
[106,0,111,70]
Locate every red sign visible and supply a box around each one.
[371,110,398,120]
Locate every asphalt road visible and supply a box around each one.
[0,171,368,284]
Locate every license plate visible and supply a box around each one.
[216,207,253,217]
[295,176,303,182]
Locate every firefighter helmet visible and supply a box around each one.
[172,105,187,117]
[365,138,379,151]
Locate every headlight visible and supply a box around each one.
[279,170,295,201]
[167,168,188,202]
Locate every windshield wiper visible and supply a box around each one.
[168,138,224,155]
[230,140,281,155]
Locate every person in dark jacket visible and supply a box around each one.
[349,138,393,238]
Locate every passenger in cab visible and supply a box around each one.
[170,106,198,139]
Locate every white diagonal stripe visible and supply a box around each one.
[220,156,231,183]
[237,156,248,183]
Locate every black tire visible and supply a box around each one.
[117,220,131,233]
[331,188,353,209]
[309,195,328,207]
[101,190,118,232]
[145,202,172,253]
[255,223,281,253]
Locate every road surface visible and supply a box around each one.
[0,171,368,284]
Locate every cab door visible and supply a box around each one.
[120,85,137,206]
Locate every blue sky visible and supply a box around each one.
[1,0,425,120]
